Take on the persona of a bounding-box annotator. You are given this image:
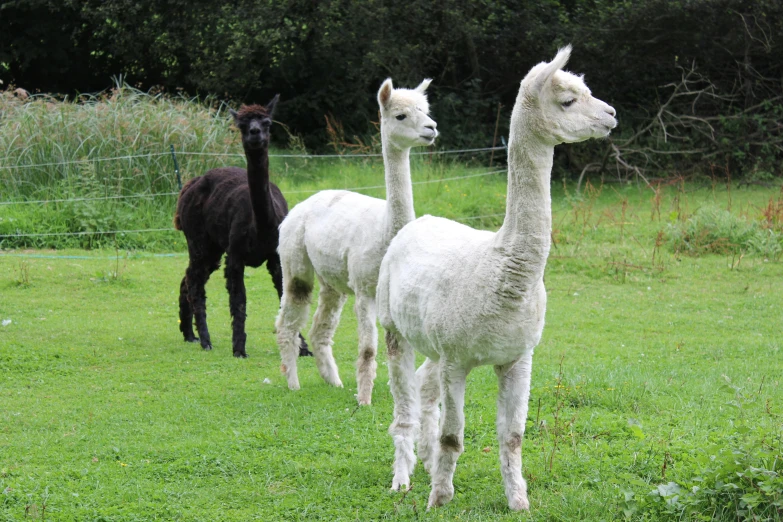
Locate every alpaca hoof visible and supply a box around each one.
[427,485,454,509]
[508,492,530,511]
[319,369,342,388]
[287,380,300,391]
[391,474,410,492]
[357,395,371,406]
[233,351,248,358]
[326,377,343,388]
[202,344,213,351]
[184,336,199,343]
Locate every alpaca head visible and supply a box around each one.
[517,46,617,146]
[377,78,438,150]
[229,95,279,151]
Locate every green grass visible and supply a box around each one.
[2,181,782,521]
[2,85,783,520]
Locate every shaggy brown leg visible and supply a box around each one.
[225,255,248,358]
[187,259,218,351]
[267,254,312,357]
[179,275,198,342]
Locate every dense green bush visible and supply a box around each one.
[667,206,783,259]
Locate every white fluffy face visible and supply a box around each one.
[378,79,438,150]
[521,46,617,145]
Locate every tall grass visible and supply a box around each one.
[0,83,241,198]
[0,84,509,249]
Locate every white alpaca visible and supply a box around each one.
[376,46,617,510]
[275,78,438,404]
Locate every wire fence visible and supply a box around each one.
[0,146,506,171]
[0,211,508,240]
[0,212,504,259]
[0,168,506,206]
[0,145,508,244]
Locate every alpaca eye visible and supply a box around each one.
[396,114,406,121]
[562,99,576,108]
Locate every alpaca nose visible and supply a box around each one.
[249,127,261,135]
[606,105,616,117]
[425,125,435,131]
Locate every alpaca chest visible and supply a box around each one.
[399,282,547,367]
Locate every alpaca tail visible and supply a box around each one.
[173,177,201,230]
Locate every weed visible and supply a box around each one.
[324,113,380,155]
[623,436,783,521]
[14,259,31,286]
[668,206,783,258]
[542,355,577,474]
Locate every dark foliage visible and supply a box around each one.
[1,0,781,178]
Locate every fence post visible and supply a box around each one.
[489,103,502,168]
[170,145,182,191]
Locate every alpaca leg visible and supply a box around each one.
[186,257,219,351]
[416,358,441,474]
[354,294,378,405]
[386,330,418,491]
[267,254,311,357]
[494,352,533,511]
[178,275,198,342]
[428,360,468,509]
[275,275,313,391]
[307,280,347,388]
[224,255,248,358]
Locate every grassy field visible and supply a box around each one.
[2,86,782,520]
[2,179,782,521]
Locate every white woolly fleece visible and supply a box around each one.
[275,78,438,404]
[377,45,617,510]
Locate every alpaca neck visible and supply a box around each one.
[244,147,274,225]
[493,109,553,294]
[382,139,415,242]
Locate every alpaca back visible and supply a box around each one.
[175,168,248,242]
[175,167,287,264]
[279,189,387,296]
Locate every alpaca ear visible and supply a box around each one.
[378,78,393,110]
[533,45,572,93]
[229,108,239,123]
[266,94,280,116]
[414,78,432,94]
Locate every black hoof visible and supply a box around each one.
[233,351,248,359]
[202,344,213,351]
[185,336,200,343]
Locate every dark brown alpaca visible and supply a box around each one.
[174,96,309,358]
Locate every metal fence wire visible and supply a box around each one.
[0,145,508,240]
